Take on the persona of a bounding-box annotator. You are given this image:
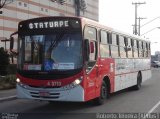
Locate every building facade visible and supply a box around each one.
[0,0,99,50]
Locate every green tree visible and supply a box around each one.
[0,47,9,75]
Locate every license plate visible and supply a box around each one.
[39,91,50,97]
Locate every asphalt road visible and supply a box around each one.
[0,68,160,119]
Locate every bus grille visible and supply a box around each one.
[29,85,61,88]
[30,91,60,99]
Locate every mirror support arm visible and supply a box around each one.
[10,31,18,37]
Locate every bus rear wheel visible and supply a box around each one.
[133,72,142,90]
[94,81,107,105]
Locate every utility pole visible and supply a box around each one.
[132,2,146,35]
[137,17,146,36]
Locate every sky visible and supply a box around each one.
[99,0,160,55]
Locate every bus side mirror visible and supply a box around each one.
[10,37,14,50]
[10,31,19,57]
[84,39,90,61]
[10,31,18,50]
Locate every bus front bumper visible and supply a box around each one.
[16,84,84,102]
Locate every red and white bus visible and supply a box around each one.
[11,16,151,104]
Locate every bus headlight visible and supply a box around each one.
[63,76,83,90]
[74,79,81,85]
[16,78,28,89]
[16,78,20,83]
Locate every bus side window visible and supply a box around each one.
[149,43,151,57]
[147,42,151,57]
[138,41,142,58]
[140,41,144,58]
[131,39,134,57]
[136,40,139,58]
[133,39,138,58]
[119,35,126,58]
[100,30,110,58]
[142,41,145,57]
[116,35,120,57]
[124,37,128,58]
[124,37,128,46]
[100,30,108,44]
[107,32,111,44]
[111,33,119,58]
[143,41,146,57]
[127,38,132,58]
[146,42,148,57]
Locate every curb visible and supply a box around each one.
[0,95,17,102]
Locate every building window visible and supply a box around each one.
[45,9,48,12]
[24,3,27,7]
[19,2,22,6]
[41,8,44,11]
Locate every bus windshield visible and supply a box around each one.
[18,33,83,71]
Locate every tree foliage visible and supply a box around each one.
[0,0,14,9]
[0,47,10,75]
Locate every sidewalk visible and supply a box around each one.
[0,89,16,101]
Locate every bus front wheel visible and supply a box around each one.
[94,81,107,105]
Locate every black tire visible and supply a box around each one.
[133,72,142,90]
[94,81,107,105]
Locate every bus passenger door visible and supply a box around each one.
[85,40,98,101]
[84,26,98,101]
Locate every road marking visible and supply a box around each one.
[148,100,160,113]
[144,99,160,119]
[0,95,16,101]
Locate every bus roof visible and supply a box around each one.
[79,17,150,43]
[19,16,150,43]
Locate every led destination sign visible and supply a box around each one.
[29,20,69,29]
[18,17,81,34]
